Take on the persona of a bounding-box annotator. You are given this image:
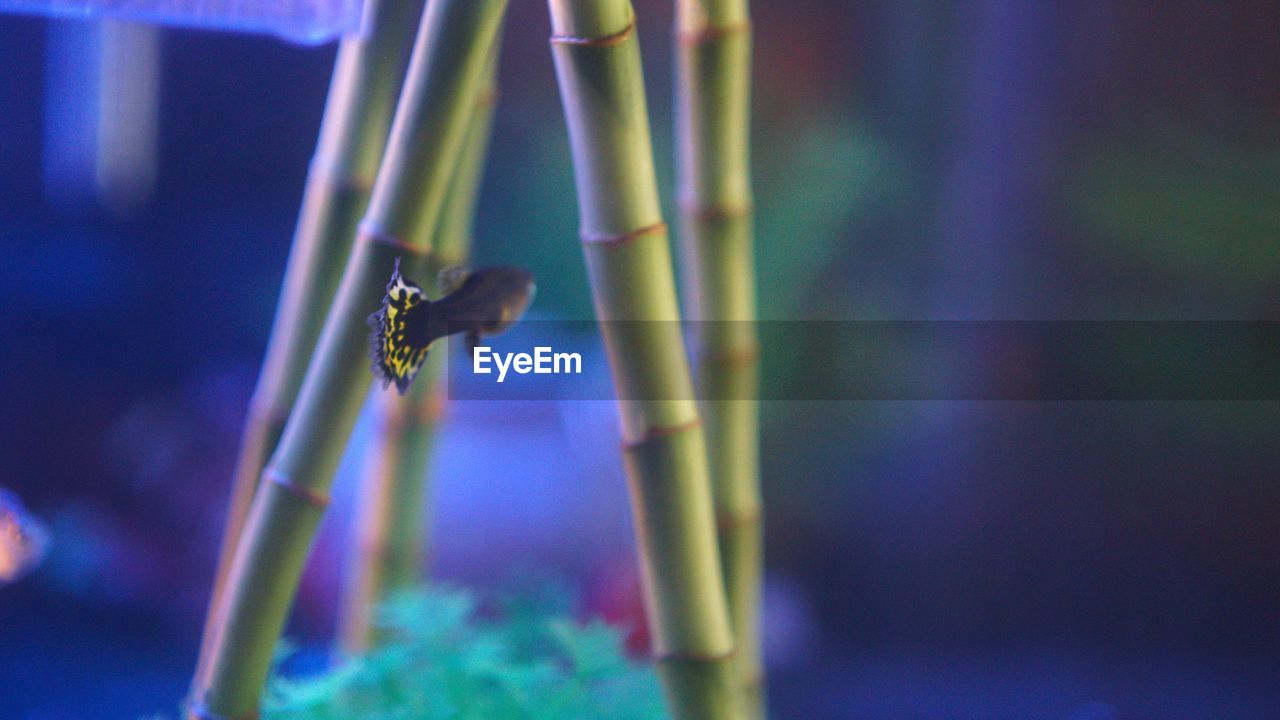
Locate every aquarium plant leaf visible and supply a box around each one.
[255,586,669,720]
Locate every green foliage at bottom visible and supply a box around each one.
[262,586,668,720]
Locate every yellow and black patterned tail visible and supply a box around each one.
[367,258,432,395]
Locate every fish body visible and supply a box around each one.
[432,265,536,344]
[369,260,535,394]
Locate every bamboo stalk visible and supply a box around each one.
[673,0,763,716]
[198,0,422,686]
[188,1,508,716]
[337,61,500,654]
[546,2,739,718]
[336,352,444,654]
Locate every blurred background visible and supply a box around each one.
[2,1,1279,718]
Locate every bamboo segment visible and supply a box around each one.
[431,78,499,270]
[199,0,422,685]
[624,426,740,720]
[189,1,509,716]
[337,357,444,653]
[546,2,739,717]
[675,0,762,715]
[337,66,500,653]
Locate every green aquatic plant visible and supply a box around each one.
[190,0,510,716]
[199,0,422,687]
[672,0,763,715]
[338,51,501,654]
[546,0,739,717]
[264,587,667,720]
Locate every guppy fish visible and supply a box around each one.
[0,488,49,585]
[368,259,536,394]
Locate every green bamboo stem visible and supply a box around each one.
[337,66,499,654]
[188,1,508,716]
[198,0,422,686]
[336,353,445,653]
[546,2,739,718]
[674,1,763,716]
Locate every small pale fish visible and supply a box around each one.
[368,258,535,394]
[0,488,50,585]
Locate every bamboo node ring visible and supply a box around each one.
[307,155,374,193]
[622,417,703,450]
[697,342,761,367]
[550,18,636,47]
[676,19,752,46]
[716,508,762,532]
[377,392,446,436]
[678,198,754,222]
[246,393,290,426]
[358,221,430,256]
[581,221,667,247]
[265,468,330,508]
